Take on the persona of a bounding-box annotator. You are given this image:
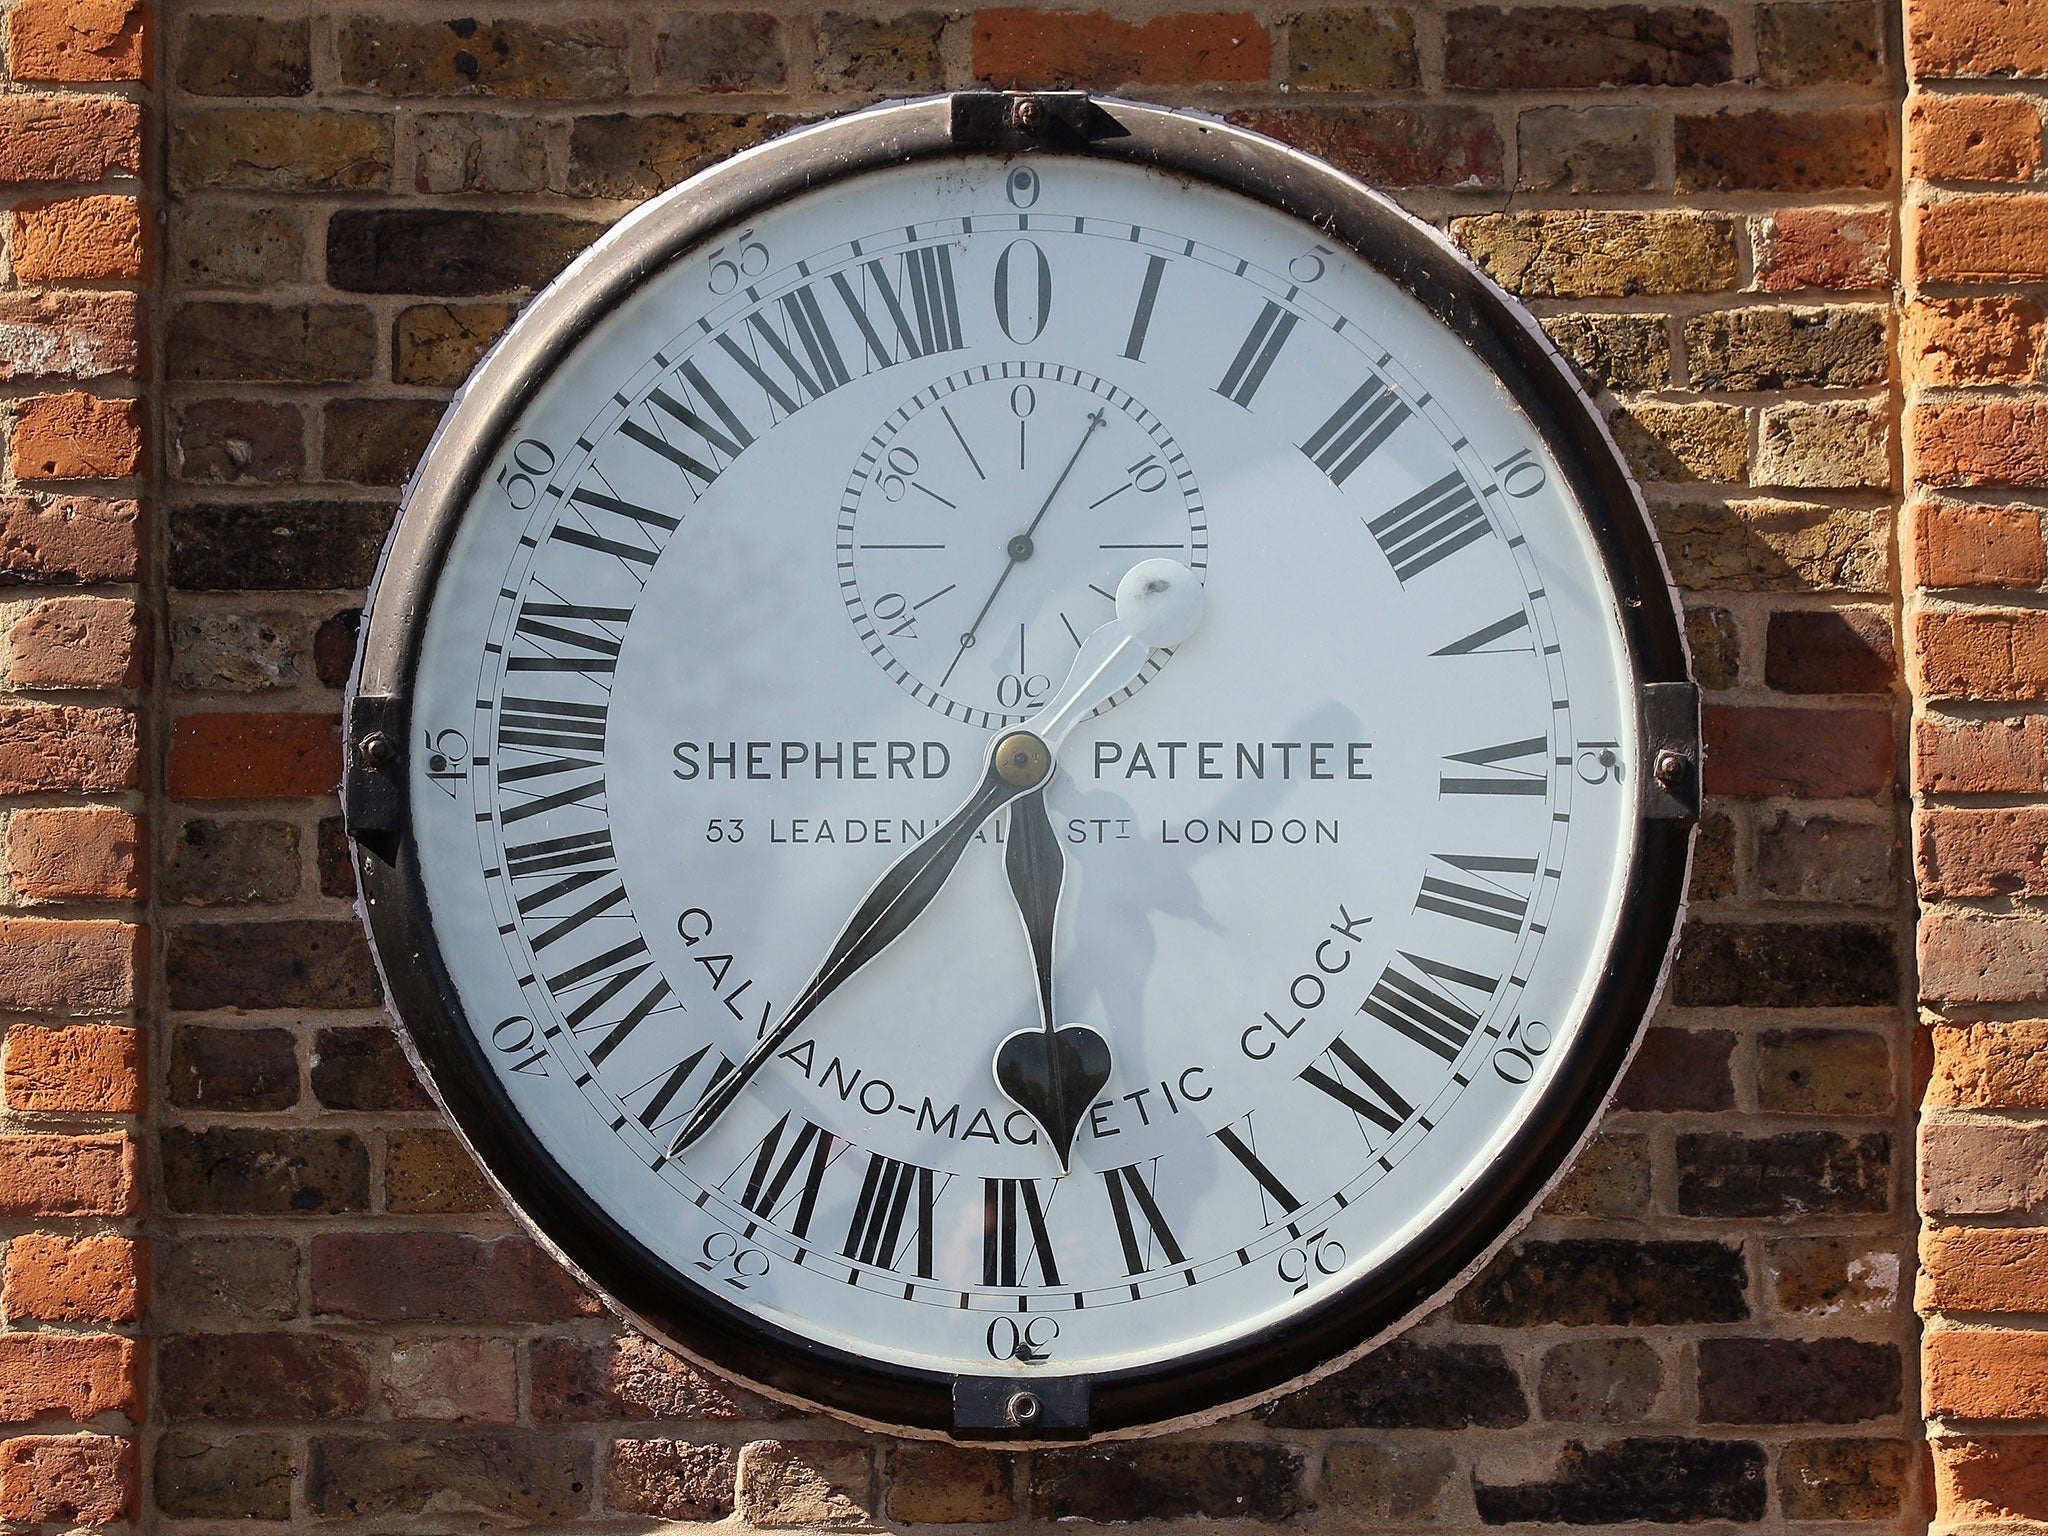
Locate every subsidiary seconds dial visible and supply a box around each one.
[842,363,1206,726]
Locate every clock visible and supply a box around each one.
[344,92,1699,1442]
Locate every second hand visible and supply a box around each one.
[940,406,1107,689]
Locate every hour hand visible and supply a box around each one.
[994,787,1110,1170]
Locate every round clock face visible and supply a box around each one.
[362,99,1690,1438]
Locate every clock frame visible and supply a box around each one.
[344,91,1699,1442]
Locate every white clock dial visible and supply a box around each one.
[361,100,1692,1439]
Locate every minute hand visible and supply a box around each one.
[666,558,1205,1157]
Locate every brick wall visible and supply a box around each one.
[21,0,2046,1528]
[1904,0,2048,1524]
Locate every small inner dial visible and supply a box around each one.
[841,361,1208,727]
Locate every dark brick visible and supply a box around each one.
[1757,812,1896,903]
[1541,312,1671,393]
[1698,1338,1901,1424]
[160,1332,372,1419]
[157,1235,299,1327]
[566,113,788,199]
[387,1127,498,1213]
[1615,1026,1735,1111]
[308,1436,593,1521]
[337,16,628,97]
[172,205,304,290]
[155,1432,294,1518]
[162,1126,370,1215]
[1226,107,1503,189]
[1778,1438,1911,1519]
[179,13,311,95]
[1456,1240,1748,1326]
[1539,1339,1663,1422]
[1677,108,1891,192]
[1686,306,1888,391]
[1757,0,1882,84]
[314,609,360,688]
[168,1023,299,1110]
[1518,106,1659,192]
[656,12,788,91]
[173,399,304,483]
[313,1233,592,1322]
[170,503,394,591]
[167,302,376,383]
[1446,5,1731,86]
[816,10,947,91]
[1262,1340,1527,1429]
[310,1026,429,1110]
[1475,1437,1766,1524]
[395,302,518,386]
[322,400,440,488]
[1766,608,1896,694]
[316,817,358,900]
[530,1335,786,1422]
[327,209,605,295]
[1286,7,1419,88]
[609,1439,739,1520]
[1677,1130,1890,1217]
[1544,1132,1653,1217]
[1687,606,1741,689]
[1673,921,1897,1008]
[1759,1028,1893,1114]
[163,817,300,905]
[1692,809,1737,901]
[1033,1444,1307,1521]
[168,919,379,1010]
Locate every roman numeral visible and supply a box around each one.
[1300,373,1411,486]
[498,695,606,757]
[842,1155,940,1277]
[1369,471,1491,583]
[1441,737,1547,797]
[1103,1161,1185,1274]
[508,827,613,909]
[1300,1036,1414,1135]
[1214,1117,1300,1218]
[496,771,604,824]
[618,365,755,492]
[553,475,680,568]
[509,601,629,675]
[1361,952,1498,1062]
[1215,300,1297,407]
[1418,853,1538,934]
[982,1177,1061,1287]
[1434,610,1534,657]
[831,245,964,368]
[1123,254,1168,361]
[729,1113,832,1238]
[716,287,854,417]
[619,1041,731,1130]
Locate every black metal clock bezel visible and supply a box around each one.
[347,92,1697,1441]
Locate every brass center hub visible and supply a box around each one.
[993,731,1052,789]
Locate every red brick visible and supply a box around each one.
[6,597,142,688]
[0,293,143,382]
[1934,1435,2048,1522]
[1756,208,1892,292]
[1227,107,1503,189]
[1703,705,1894,797]
[1904,298,2045,385]
[531,1333,787,1423]
[0,706,137,793]
[1913,399,2048,487]
[0,923,143,1015]
[7,807,144,902]
[973,8,1271,86]
[1910,93,2043,180]
[1921,910,2048,1004]
[1926,1330,2048,1419]
[1919,806,2048,897]
[1922,1226,2048,1312]
[168,711,341,798]
[0,1333,140,1420]
[1913,607,2048,699]
[1930,1020,2048,1108]
[1764,607,1895,694]
[10,195,145,282]
[1909,0,2048,77]
[0,1434,135,1522]
[1916,712,2048,792]
[10,393,143,481]
[7,0,148,82]
[0,496,142,584]
[1916,195,2048,283]
[1924,1121,2048,1215]
[311,1233,596,1323]
[0,97,142,183]
[1,1234,143,1323]
[4,1023,143,1111]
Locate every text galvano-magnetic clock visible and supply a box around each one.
[344,93,1699,1441]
